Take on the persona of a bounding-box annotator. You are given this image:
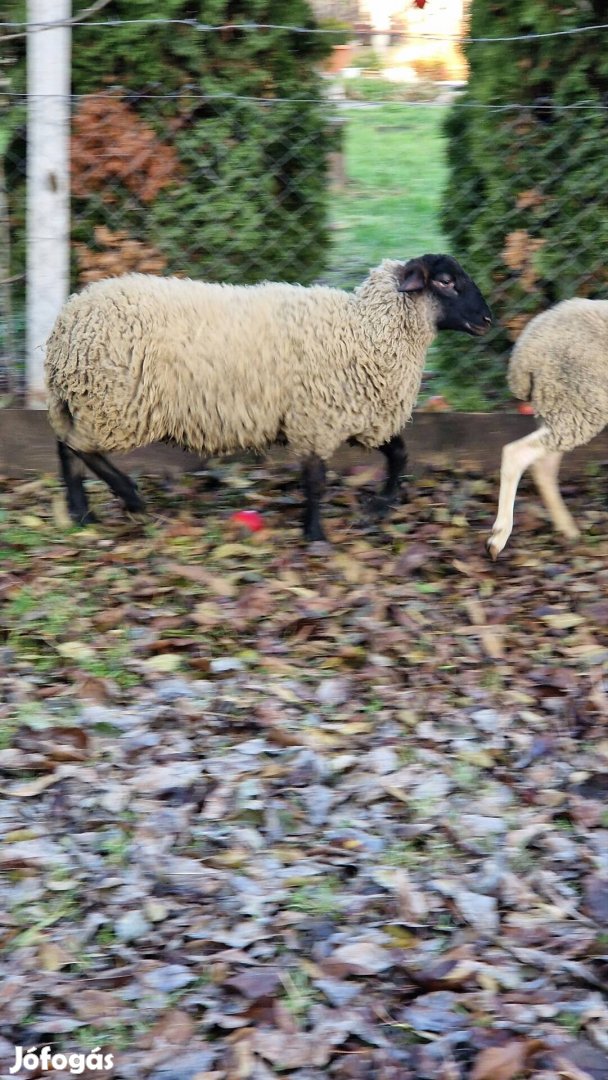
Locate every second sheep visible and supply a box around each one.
[488,297,608,558]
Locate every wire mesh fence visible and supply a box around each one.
[1,91,338,396]
[2,17,608,409]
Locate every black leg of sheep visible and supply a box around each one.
[301,455,327,543]
[57,441,97,525]
[380,433,408,504]
[364,434,408,520]
[75,451,145,515]
[57,442,145,523]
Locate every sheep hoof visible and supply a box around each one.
[486,535,502,561]
[123,495,146,514]
[361,491,404,519]
[364,493,392,519]
[304,522,327,543]
[72,510,98,527]
[307,539,332,556]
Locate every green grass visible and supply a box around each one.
[324,103,448,290]
[286,876,342,916]
[322,100,501,407]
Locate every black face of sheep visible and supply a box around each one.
[397,254,493,336]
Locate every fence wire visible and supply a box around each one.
[2,25,608,408]
[4,14,608,40]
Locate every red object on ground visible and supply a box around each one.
[230,510,265,532]
[425,395,450,412]
[413,0,427,8]
[517,403,536,415]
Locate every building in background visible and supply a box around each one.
[312,0,469,82]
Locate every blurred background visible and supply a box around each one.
[2,0,608,410]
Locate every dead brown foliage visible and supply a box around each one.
[75,225,167,284]
[71,93,180,204]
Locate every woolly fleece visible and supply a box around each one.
[509,297,608,451]
[45,264,439,462]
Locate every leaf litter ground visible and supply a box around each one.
[1,460,608,1080]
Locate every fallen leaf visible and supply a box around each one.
[542,612,585,630]
[470,1039,544,1080]
[399,991,468,1035]
[553,1039,608,1080]
[225,968,282,1000]
[435,881,499,936]
[0,772,65,797]
[38,942,74,972]
[72,989,122,1020]
[56,640,97,662]
[582,876,608,926]
[139,1009,196,1048]
[323,941,394,976]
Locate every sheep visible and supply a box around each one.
[487,297,608,559]
[45,255,492,542]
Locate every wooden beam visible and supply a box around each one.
[1,410,607,478]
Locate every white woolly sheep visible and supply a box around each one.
[46,255,492,542]
[487,297,608,559]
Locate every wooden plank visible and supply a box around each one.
[0,409,607,478]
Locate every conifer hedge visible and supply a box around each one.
[6,0,333,294]
[435,0,608,407]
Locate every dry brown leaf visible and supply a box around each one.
[225,968,282,1000]
[38,942,74,972]
[138,1009,196,1048]
[582,876,608,926]
[322,941,394,976]
[72,989,122,1020]
[0,772,65,798]
[471,1039,545,1080]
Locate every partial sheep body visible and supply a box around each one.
[46,255,492,541]
[488,298,608,559]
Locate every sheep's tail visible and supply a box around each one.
[508,357,533,403]
[47,394,75,443]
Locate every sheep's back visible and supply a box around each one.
[45,274,355,455]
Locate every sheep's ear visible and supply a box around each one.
[397,259,429,293]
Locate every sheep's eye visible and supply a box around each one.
[433,276,457,291]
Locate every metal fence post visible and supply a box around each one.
[26,0,71,408]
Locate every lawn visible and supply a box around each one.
[324,101,449,290]
[322,98,500,409]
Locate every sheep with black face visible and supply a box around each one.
[46,254,492,541]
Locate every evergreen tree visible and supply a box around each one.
[5,0,333,298]
[436,0,608,406]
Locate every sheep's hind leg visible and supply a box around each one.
[531,451,579,540]
[301,454,327,542]
[367,434,408,518]
[75,451,145,514]
[57,440,97,525]
[487,425,550,559]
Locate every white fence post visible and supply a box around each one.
[26,0,71,408]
